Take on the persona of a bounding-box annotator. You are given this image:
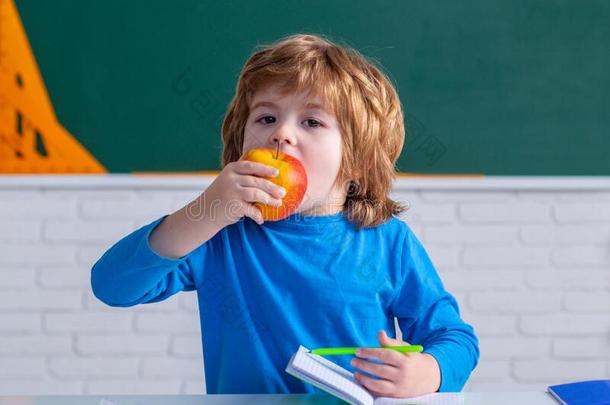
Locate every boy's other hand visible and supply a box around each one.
[350,330,441,398]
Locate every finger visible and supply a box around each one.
[242,202,264,225]
[354,372,395,396]
[233,161,278,178]
[241,186,282,207]
[351,358,399,381]
[378,330,409,347]
[239,175,286,199]
[356,348,404,367]
[377,330,417,361]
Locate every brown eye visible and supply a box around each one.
[257,116,276,124]
[304,119,322,128]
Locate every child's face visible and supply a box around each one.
[242,84,346,215]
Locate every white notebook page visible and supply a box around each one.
[289,345,374,405]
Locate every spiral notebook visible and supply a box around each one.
[285,345,464,405]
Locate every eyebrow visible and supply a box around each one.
[250,101,278,111]
[250,100,328,113]
[303,102,326,111]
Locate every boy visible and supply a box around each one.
[91,33,479,397]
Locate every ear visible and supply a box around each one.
[347,180,361,198]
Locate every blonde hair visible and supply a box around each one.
[221,33,406,229]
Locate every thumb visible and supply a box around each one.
[377,329,409,347]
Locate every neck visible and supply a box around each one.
[298,204,343,217]
[298,188,346,216]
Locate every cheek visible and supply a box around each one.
[242,124,254,151]
[301,138,342,191]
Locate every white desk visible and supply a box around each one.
[0,392,557,404]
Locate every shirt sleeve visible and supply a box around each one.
[90,214,215,307]
[389,225,480,392]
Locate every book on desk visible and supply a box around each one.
[285,345,464,405]
[547,379,610,405]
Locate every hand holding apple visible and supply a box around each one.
[200,158,286,226]
[240,148,308,222]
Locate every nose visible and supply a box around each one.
[267,122,297,150]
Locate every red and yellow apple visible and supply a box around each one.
[240,148,308,221]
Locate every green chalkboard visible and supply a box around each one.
[16,0,610,175]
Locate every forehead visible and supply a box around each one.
[250,83,328,111]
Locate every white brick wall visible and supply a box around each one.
[1,176,609,395]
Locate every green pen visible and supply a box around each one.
[310,345,424,356]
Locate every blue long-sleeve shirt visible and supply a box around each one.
[91,211,479,394]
